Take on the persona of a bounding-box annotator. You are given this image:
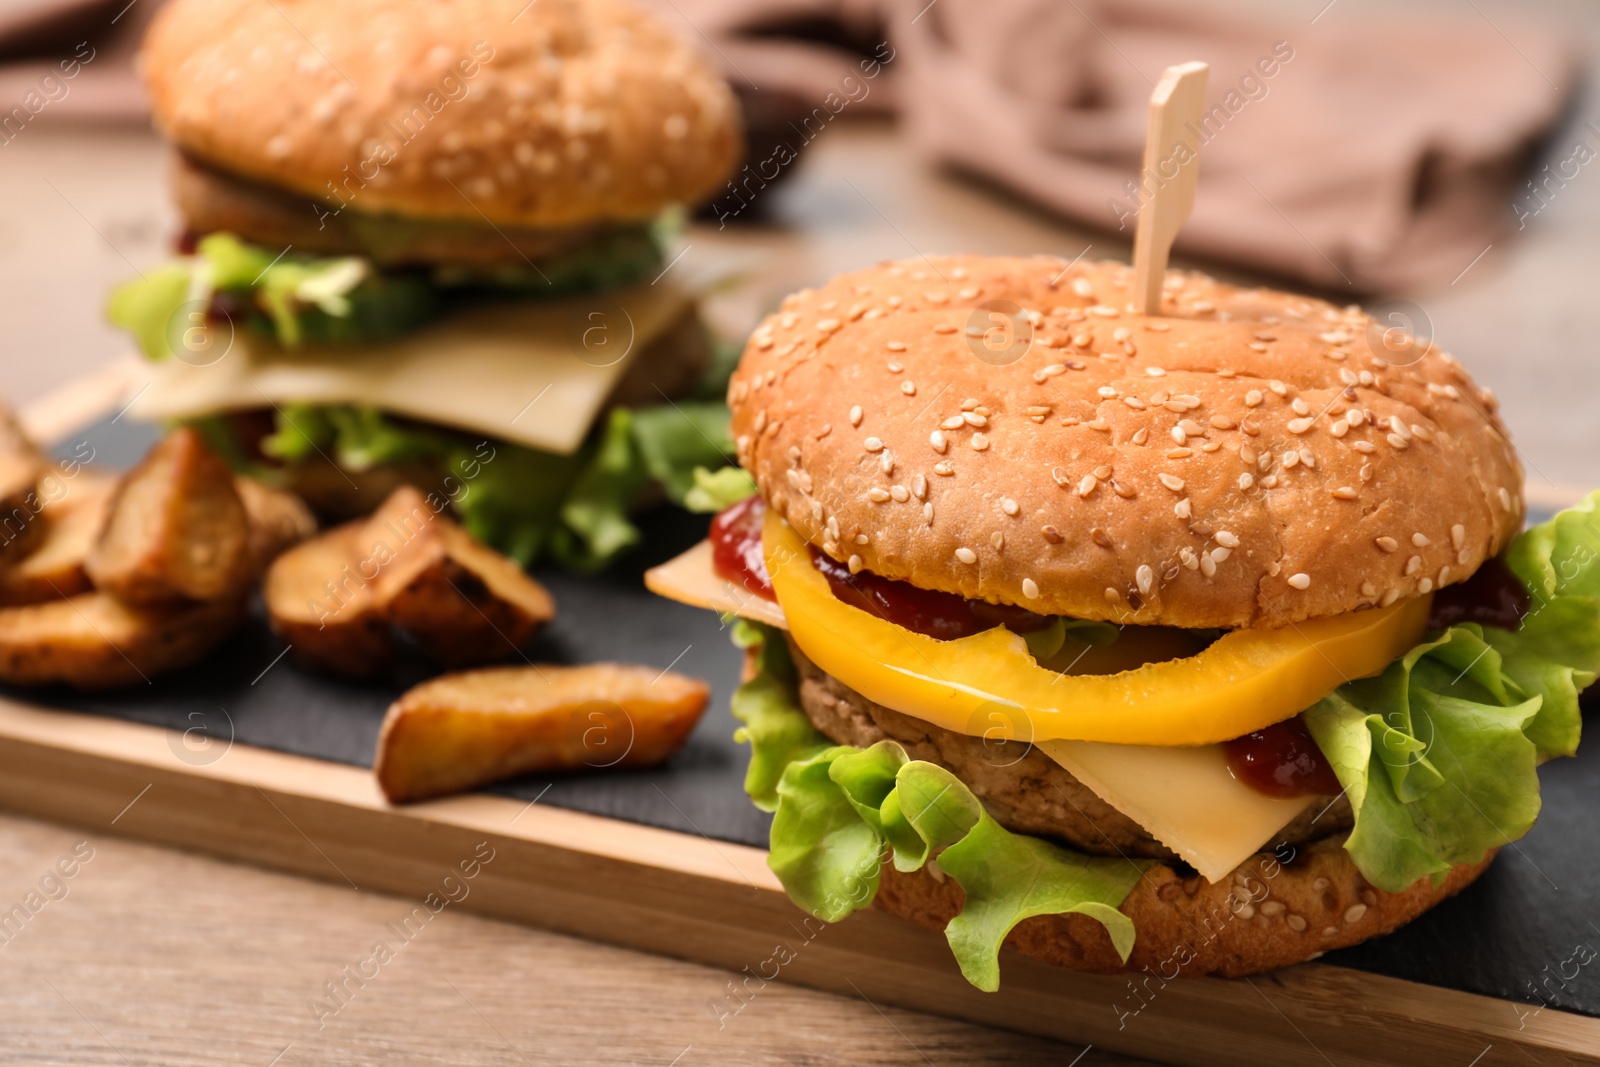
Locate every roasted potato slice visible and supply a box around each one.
[0,472,116,607]
[235,476,317,575]
[375,663,711,803]
[86,428,252,604]
[0,592,246,689]
[0,403,45,562]
[263,524,394,678]
[362,487,554,667]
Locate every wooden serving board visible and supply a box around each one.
[2,366,1598,1067]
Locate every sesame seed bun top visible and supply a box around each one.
[140,0,742,229]
[729,256,1524,629]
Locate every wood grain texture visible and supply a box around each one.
[0,811,1147,1067]
[0,698,1594,1067]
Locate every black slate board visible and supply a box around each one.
[20,417,1600,1021]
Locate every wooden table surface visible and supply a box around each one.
[1,1,1598,1062]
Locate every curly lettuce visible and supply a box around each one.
[730,621,1148,991]
[108,226,668,360]
[244,400,737,569]
[1305,493,1600,893]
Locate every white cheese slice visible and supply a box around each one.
[645,538,1313,885]
[644,539,788,629]
[129,280,696,456]
[1037,739,1315,884]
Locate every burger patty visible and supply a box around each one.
[786,635,1353,863]
[173,153,617,268]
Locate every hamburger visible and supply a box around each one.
[648,254,1600,987]
[108,0,749,567]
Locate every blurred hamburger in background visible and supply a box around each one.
[108,0,749,568]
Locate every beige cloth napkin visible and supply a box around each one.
[672,0,1577,292]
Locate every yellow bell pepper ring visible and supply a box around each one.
[763,511,1431,747]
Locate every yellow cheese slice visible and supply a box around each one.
[646,537,1314,884]
[644,540,788,629]
[1037,739,1315,884]
[129,280,696,456]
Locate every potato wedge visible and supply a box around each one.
[86,428,252,604]
[362,487,554,667]
[0,402,45,562]
[0,472,116,607]
[0,591,246,689]
[375,663,711,803]
[235,476,316,575]
[263,524,394,678]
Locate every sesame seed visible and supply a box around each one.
[1439,565,1451,585]
[1352,440,1377,454]
[1387,433,1410,450]
[890,486,910,502]
[1001,497,1019,516]
[1159,473,1185,492]
[1211,415,1237,430]
[1381,588,1401,607]
[1269,380,1288,396]
[817,319,841,332]
[1136,565,1154,595]
[1376,537,1398,552]
[1211,546,1232,563]
[1132,428,1149,446]
[1171,426,1188,445]
[929,430,948,454]
[1212,530,1238,549]
[1499,487,1513,510]
[963,411,988,427]
[971,433,990,451]
[864,437,884,452]
[1287,572,1311,590]
[1451,524,1466,550]
[1344,904,1368,924]
[1174,498,1192,519]
[1078,474,1098,497]
[942,415,966,430]
[1124,396,1147,410]
[1412,532,1431,547]
[924,503,934,523]
[1291,398,1311,416]
[848,554,863,573]
[1091,528,1113,548]
[1146,366,1166,377]
[1348,409,1366,427]
[1288,417,1315,435]
[1332,486,1358,499]
[849,406,863,427]
[1330,420,1350,438]
[868,488,890,503]
[1245,390,1264,407]
[934,462,954,476]
[1167,448,1194,459]
[955,547,977,564]
[1300,449,1315,469]
[1180,547,1198,569]
[991,531,1005,550]
[1405,555,1422,576]
[1283,451,1300,469]
[1361,581,1377,597]
[886,361,904,373]
[1200,553,1217,577]
[1022,577,1040,599]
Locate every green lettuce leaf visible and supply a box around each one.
[732,622,1149,991]
[233,398,740,569]
[1304,492,1600,893]
[683,465,756,513]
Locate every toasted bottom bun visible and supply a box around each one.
[786,637,1352,860]
[876,838,1492,978]
[774,639,1491,976]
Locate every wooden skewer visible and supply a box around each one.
[1131,61,1209,315]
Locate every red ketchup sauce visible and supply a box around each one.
[709,494,775,601]
[1223,718,1343,799]
[1427,555,1531,631]
[808,548,1052,640]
